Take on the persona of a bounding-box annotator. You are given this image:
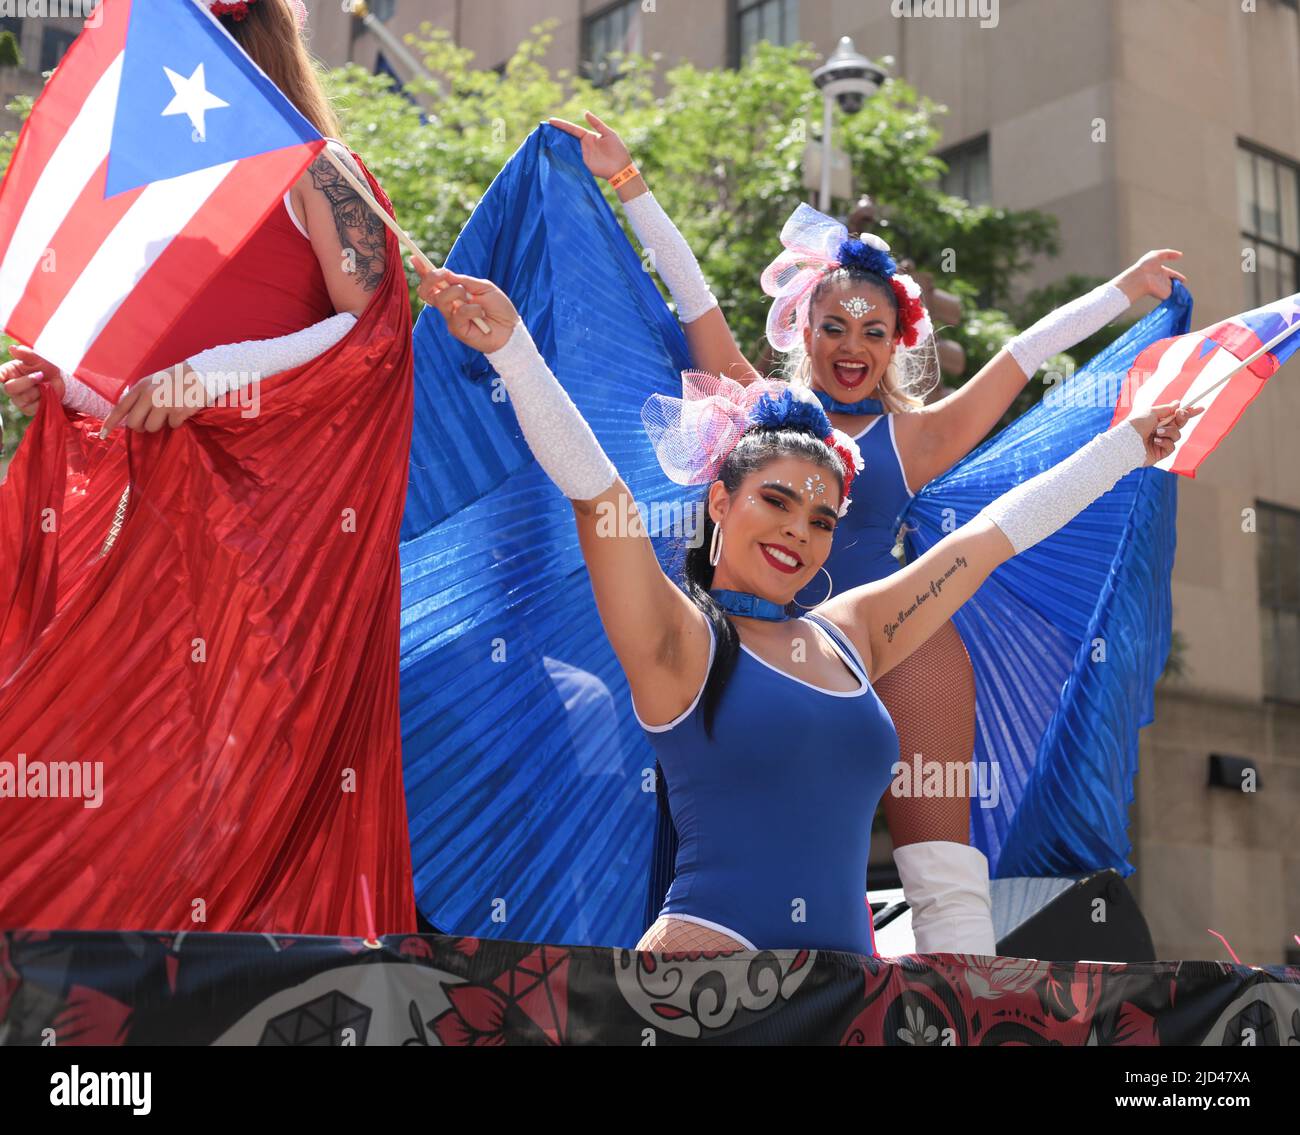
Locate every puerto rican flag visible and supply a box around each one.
[1111,293,1300,477]
[0,0,324,402]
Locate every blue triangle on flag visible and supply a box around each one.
[105,0,321,198]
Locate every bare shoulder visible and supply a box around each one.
[805,597,875,679]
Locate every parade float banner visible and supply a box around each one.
[3,930,1298,1046]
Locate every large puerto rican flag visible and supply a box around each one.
[1111,292,1300,477]
[0,0,324,402]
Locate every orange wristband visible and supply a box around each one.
[608,162,640,189]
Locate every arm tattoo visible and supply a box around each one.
[883,554,968,644]
[307,151,388,292]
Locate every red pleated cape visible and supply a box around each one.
[0,159,416,937]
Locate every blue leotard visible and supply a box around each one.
[801,414,914,602]
[635,612,900,955]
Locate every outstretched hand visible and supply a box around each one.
[1116,250,1188,302]
[547,110,633,182]
[1128,400,1204,466]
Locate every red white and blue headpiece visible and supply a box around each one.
[642,372,865,516]
[761,202,933,352]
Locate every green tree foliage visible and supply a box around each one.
[2,25,1128,464]
[0,31,21,71]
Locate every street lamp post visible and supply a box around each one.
[811,37,885,214]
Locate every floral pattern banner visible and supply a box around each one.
[2,930,1298,1046]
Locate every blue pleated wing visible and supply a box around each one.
[399,126,693,947]
[901,280,1194,879]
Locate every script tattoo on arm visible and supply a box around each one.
[307,151,387,292]
[882,554,969,644]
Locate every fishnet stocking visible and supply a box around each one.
[636,916,749,953]
[874,619,978,847]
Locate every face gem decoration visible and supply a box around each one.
[840,297,876,319]
[803,474,826,498]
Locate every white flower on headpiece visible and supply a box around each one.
[895,272,923,301]
[859,232,891,253]
[831,427,866,475]
[788,385,823,409]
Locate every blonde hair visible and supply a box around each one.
[222,0,343,140]
[782,334,940,414]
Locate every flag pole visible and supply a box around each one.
[320,147,491,335]
[1179,320,1300,412]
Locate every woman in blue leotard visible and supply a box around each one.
[549,111,1187,953]
[415,257,1197,956]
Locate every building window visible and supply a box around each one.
[370,0,396,19]
[582,0,641,87]
[938,134,991,206]
[1258,501,1300,703]
[39,27,76,73]
[736,0,799,60]
[1237,143,1300,309]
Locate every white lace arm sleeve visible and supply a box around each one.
[60,374,114,419]
[189,312,357,398]
[1007,282,1129,379]
[975,419,1148,554]
[484,320,618,501]
[621,191,718,324]
[56,313,358,418]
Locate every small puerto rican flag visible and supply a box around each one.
[0,0,324,403]
[1111,292,1300,477]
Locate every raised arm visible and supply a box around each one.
[821,399,1202,679]
[549,112,762,386]
[898,250,1187,490]
[416,260,712,727]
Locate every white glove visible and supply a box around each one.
[894,840,998,955]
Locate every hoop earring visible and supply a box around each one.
[709,523,724,568]
[798,354,812,387]
[793,565,833,609]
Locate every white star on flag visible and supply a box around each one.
[161,62,229,141]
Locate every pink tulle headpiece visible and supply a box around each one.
[760,202,934,352]
[641,372,866,517]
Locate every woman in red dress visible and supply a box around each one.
[0,0,416,936]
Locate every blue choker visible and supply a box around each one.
[709,589,792,622]
[813,388,885,416]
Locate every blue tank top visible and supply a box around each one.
[636,612,899,956]
[799,415,914,605]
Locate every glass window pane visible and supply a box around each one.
[969,146,990,205]
[740,8,756,56]
[1261,606,1276,698]
[1257,507,1270,606]
[1238,149,1256,232]
[1279,164,1298,251]
[1277,611,1300,701]
[1259,243,1281,301]
[1279,514,1300,608]
[1258,155,1280,241]
[785,0,800,44]
[762,0,778,44]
